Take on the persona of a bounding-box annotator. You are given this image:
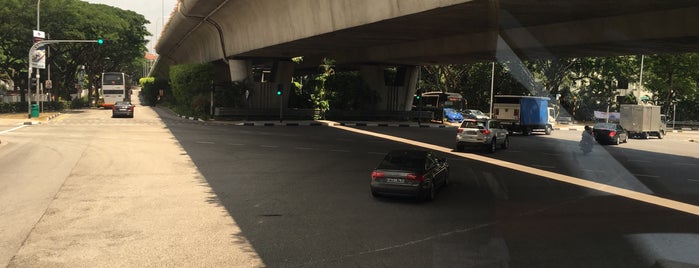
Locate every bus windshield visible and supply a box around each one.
[103,73,124,85]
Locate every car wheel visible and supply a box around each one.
[424,183,435,201]
[658,130,664,139]
[545,126,552,135]
[614,136,620,145]
[443,170,450,187]
[501,136,510,149]
[489,139,497,153]
[623,135,628,143]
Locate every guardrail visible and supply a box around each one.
[214,107,434,121]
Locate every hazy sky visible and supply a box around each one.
[82,0,179,54]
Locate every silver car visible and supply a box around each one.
[455,119,509,153]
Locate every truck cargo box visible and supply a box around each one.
[619,104,665,139]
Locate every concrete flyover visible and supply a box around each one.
[152,0,699,111]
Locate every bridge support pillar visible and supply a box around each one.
[361,65,419,111]
[360,65,387,110]
[402,65,420,111]
[228,59,249,82]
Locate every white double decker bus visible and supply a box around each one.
[101,72,131,108]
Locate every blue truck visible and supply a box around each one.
[492,95,555,135]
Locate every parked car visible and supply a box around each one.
[112,101,135,118]
[461,109,490,120]
[593,122,628,145]
[370,149,449,201]
[455,119,509,153]
[443,108,464,123]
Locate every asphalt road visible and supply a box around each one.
[1,104,699,267]
[163,117,699,267]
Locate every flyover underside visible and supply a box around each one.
[233,4,699,66]
[154,0,699,76]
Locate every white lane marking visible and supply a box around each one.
[195,141,215,144]
[320,120,699,216]
[0,125,27,134]
[688,179,699,183]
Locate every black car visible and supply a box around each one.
[112,101,135,118]
[370,149,449,201]
[593,122,628,145]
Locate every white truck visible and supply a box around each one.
[619,104,666,139]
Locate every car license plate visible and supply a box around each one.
[386,178,405,184]
[119,108,127,111]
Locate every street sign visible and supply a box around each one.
[32,30,46,69]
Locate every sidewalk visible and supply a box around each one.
[0,112,61,125]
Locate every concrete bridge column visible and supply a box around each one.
[402,66,420,111]
[360,65,387,110]
[228,59,249,82]
[361,65,420,111]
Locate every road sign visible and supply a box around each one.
[32,30,46,69]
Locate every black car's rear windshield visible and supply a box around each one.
[594,123,617,130]
[378,151,426,171]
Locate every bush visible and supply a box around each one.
[0,102,26,113]
[139,77,169,106]
[70,97,90,109]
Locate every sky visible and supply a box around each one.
[82,0,179,54]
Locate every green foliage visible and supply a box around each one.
[139,76,169,106]
[326,71,379,110]
[306,58,335,119]
[0,0,149,102]
[0,102,25,113]
[169,63,213,117]
[214,80,248,108]
[645,53,699,119]
[70,96,90,109]
[288,81,312,109]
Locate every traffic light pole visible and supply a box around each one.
[27,39,101,118]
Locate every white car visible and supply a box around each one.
[455,119,509,153]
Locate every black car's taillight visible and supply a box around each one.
[406,173,425,181]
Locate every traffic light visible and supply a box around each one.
[415,89,422,100]
[97,39,104,45]
[276,84,283,96]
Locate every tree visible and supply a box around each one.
[0,0,149,104]
[644,53,699,119]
